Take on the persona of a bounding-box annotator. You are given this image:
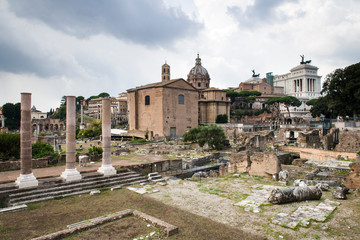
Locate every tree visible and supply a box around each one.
[183,124,227,150]
[322,62,360,119]
[98,92,110,98]
[2,102,21,130]
[216,114,228,123]
[0,133,20,160]
[76,96,85,112]
[77,120,102,138]
[306,97,331,118]
[281,96,302,117]
[52,105,66,121]
[265,96,301,118]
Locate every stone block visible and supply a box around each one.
[292,158,308,166]
[344,161,360,189]
[229,151,250,173]
[264,152,281,175]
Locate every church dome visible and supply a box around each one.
[187,54,210,90]
[189,54,209,76]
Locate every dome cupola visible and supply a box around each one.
[187,54,210,90]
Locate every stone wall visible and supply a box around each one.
[344,160,360,189]
[121,159,182,175]
[229,131,274,151]
[297,129,322,148]
[0,158,49,171]
[227,150,281,178]
[321,128,339,150]
[335,130,360,153]
[278,146,357,161]
[187,152,230,168]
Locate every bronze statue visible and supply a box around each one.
[252,69,260,77]
[300,55,311,64]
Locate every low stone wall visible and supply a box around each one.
[0,158,49,171]
[278,146,357,161]
[188,153,230,168]
[121,159,182,176]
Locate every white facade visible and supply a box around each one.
[273,63,321,118]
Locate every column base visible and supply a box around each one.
[98,164,117,176]
[61,168,82,182]
[16,173,38,189]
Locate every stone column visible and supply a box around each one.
[61,96,82,182]
[16,93,38,188]
[98,98,116,176]
[80,104,85,130]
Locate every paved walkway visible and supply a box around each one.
[0,158,162,184]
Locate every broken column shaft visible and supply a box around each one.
[16,93,38,188]
[98,98,116,176]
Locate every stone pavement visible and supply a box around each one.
[0,158,161,184]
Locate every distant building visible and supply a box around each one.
[238,77,284,96]
[273,58,321,118]
[127,78,198,139]
[199,88,231,124]
[31,106,47,119]
[86,97,127,126]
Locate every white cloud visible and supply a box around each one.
[1,0,360,112]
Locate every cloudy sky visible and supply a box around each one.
[1,0,359,111]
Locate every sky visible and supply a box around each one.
[1,0,360,112]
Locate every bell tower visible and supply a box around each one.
[162,62,170,82]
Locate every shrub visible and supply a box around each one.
[88,146,103,155]
[0,133,20,160]
[216,114,228,124]
[32,142,59,159]
[77,120,102,138]
[183,124,227,150]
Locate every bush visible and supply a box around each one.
[183,124,227,150]
[0,133,20,160]
[77,120,102,138]
[32,142,59,160]
[88,146,103,155]
[216,114,228,123]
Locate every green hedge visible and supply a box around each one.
[0,133,20,160]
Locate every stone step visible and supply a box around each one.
[0,171,137,196]
[9,175,146,204]
[8,176,146,205]
[8,172,141,198]
[11,179,148,206]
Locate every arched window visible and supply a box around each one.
[145,95,150,105]
[178,94,184,104]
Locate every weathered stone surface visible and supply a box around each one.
[228,151,281,178]
[278,170,289,182]
[292,158,308,166]
[315,183,330,191]
[90,190,100,195]
[344,160,360,189]
[335,130,360,153]
[228,151,251,173]
[332,187,347,200]
[277,153,293,165]
[234,184,274,213]
[270,199,340,229]
[268,186,322,204]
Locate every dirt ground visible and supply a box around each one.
[148,174,360,240]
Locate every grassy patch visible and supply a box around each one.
[0,189,260,240]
